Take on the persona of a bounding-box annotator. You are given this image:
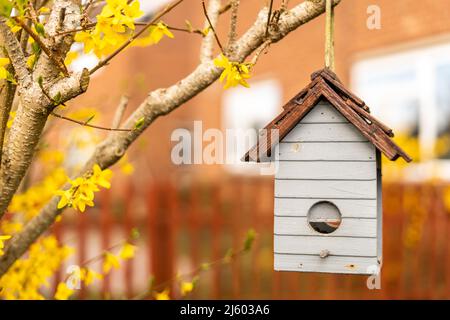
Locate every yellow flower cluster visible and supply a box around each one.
[54,267,104,300]
[214,54,253,89]
[0,57,15,83]
[53,242,136,300]
[0,236,73,300]
[56,164,112,212]
[74,0,143,58]
[8,168,67,220]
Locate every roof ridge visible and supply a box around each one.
[242,69,412,163]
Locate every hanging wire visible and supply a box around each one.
[324,0,335,71]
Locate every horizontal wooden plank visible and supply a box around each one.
[274,217,377,237]
[277,142,376,161]
[283,123,368,142]
[274,235,377,256]
[274,254,380,275]
[276,161,376,180]
[274,180,377,199]
[274,198,377,218]
[301,103,349,123]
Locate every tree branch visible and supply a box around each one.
[0,0,342,277]
[226,0,240,53]
[0,53,17,170]
[0,17,31,85]
[200,0,222,62]
[89,0,184,75]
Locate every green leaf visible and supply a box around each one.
[31,41,41,54]
[15,0,29,15]
[37,75,43,86]
[134,116,145,130]
[35,22,45,36]
[53,92,62,105]
[0,1,13,17]
[5,70,16,84]
[84,114,95,124]
[243,228,256,251]
[131,227,140,240]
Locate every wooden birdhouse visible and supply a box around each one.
[242,68,412,275]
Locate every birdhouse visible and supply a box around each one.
[242,68,412,275]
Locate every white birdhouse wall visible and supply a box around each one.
[273,100,381,275]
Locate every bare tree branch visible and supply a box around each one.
[0,18,31,85]
[226,0,240,53]
[200,0,222,62]
[111,96,129,130]
[0,0,342,277]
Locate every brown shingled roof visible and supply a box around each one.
[242,68,412,163]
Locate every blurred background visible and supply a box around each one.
[43,0,450,299]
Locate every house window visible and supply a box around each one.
[351,41,450,167]
[222,79,282,174]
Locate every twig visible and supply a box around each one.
[265,0,274,37]
[227,0,239,49]
[111,96,129,129]
[13,17,69,76]
[132,245,253,300]
[50,112,133,132]
[324,0,335,70]
[250,39,271,65]
[202,0,224,53]
[56,22,205,37]
[89,0,184,75]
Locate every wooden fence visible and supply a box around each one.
[55,177,450,299]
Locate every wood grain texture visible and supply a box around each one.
[242,68,412,163]
[274,235,377,256]
[274,254,380,274]
[282,123,368,142]
[274,216,377,237]
[278,142,375,161]
[274,198,377,218]
[274,179,377,199]
[276,161,376,180]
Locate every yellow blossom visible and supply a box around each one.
[0,235,11,256]
[119,243,136,260]
[214,54,252,89]
[80,268,103,286]
[133,21,174,47]
[0,57,11,81]
[0,235,73,300]
[91,164,113,189]
[154,288,170,300]
[56,164,112,213]
[103,252,120,273]
[26,54,37,69]
[9,168,67,220]
[119,156,134,175]
[0,221,22,234]
[74,0,144,58]
[54,283,74,300]
[64,51,79,67]
[180,281,195,296]
[6,111,15,128]
[6,20,21,33]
